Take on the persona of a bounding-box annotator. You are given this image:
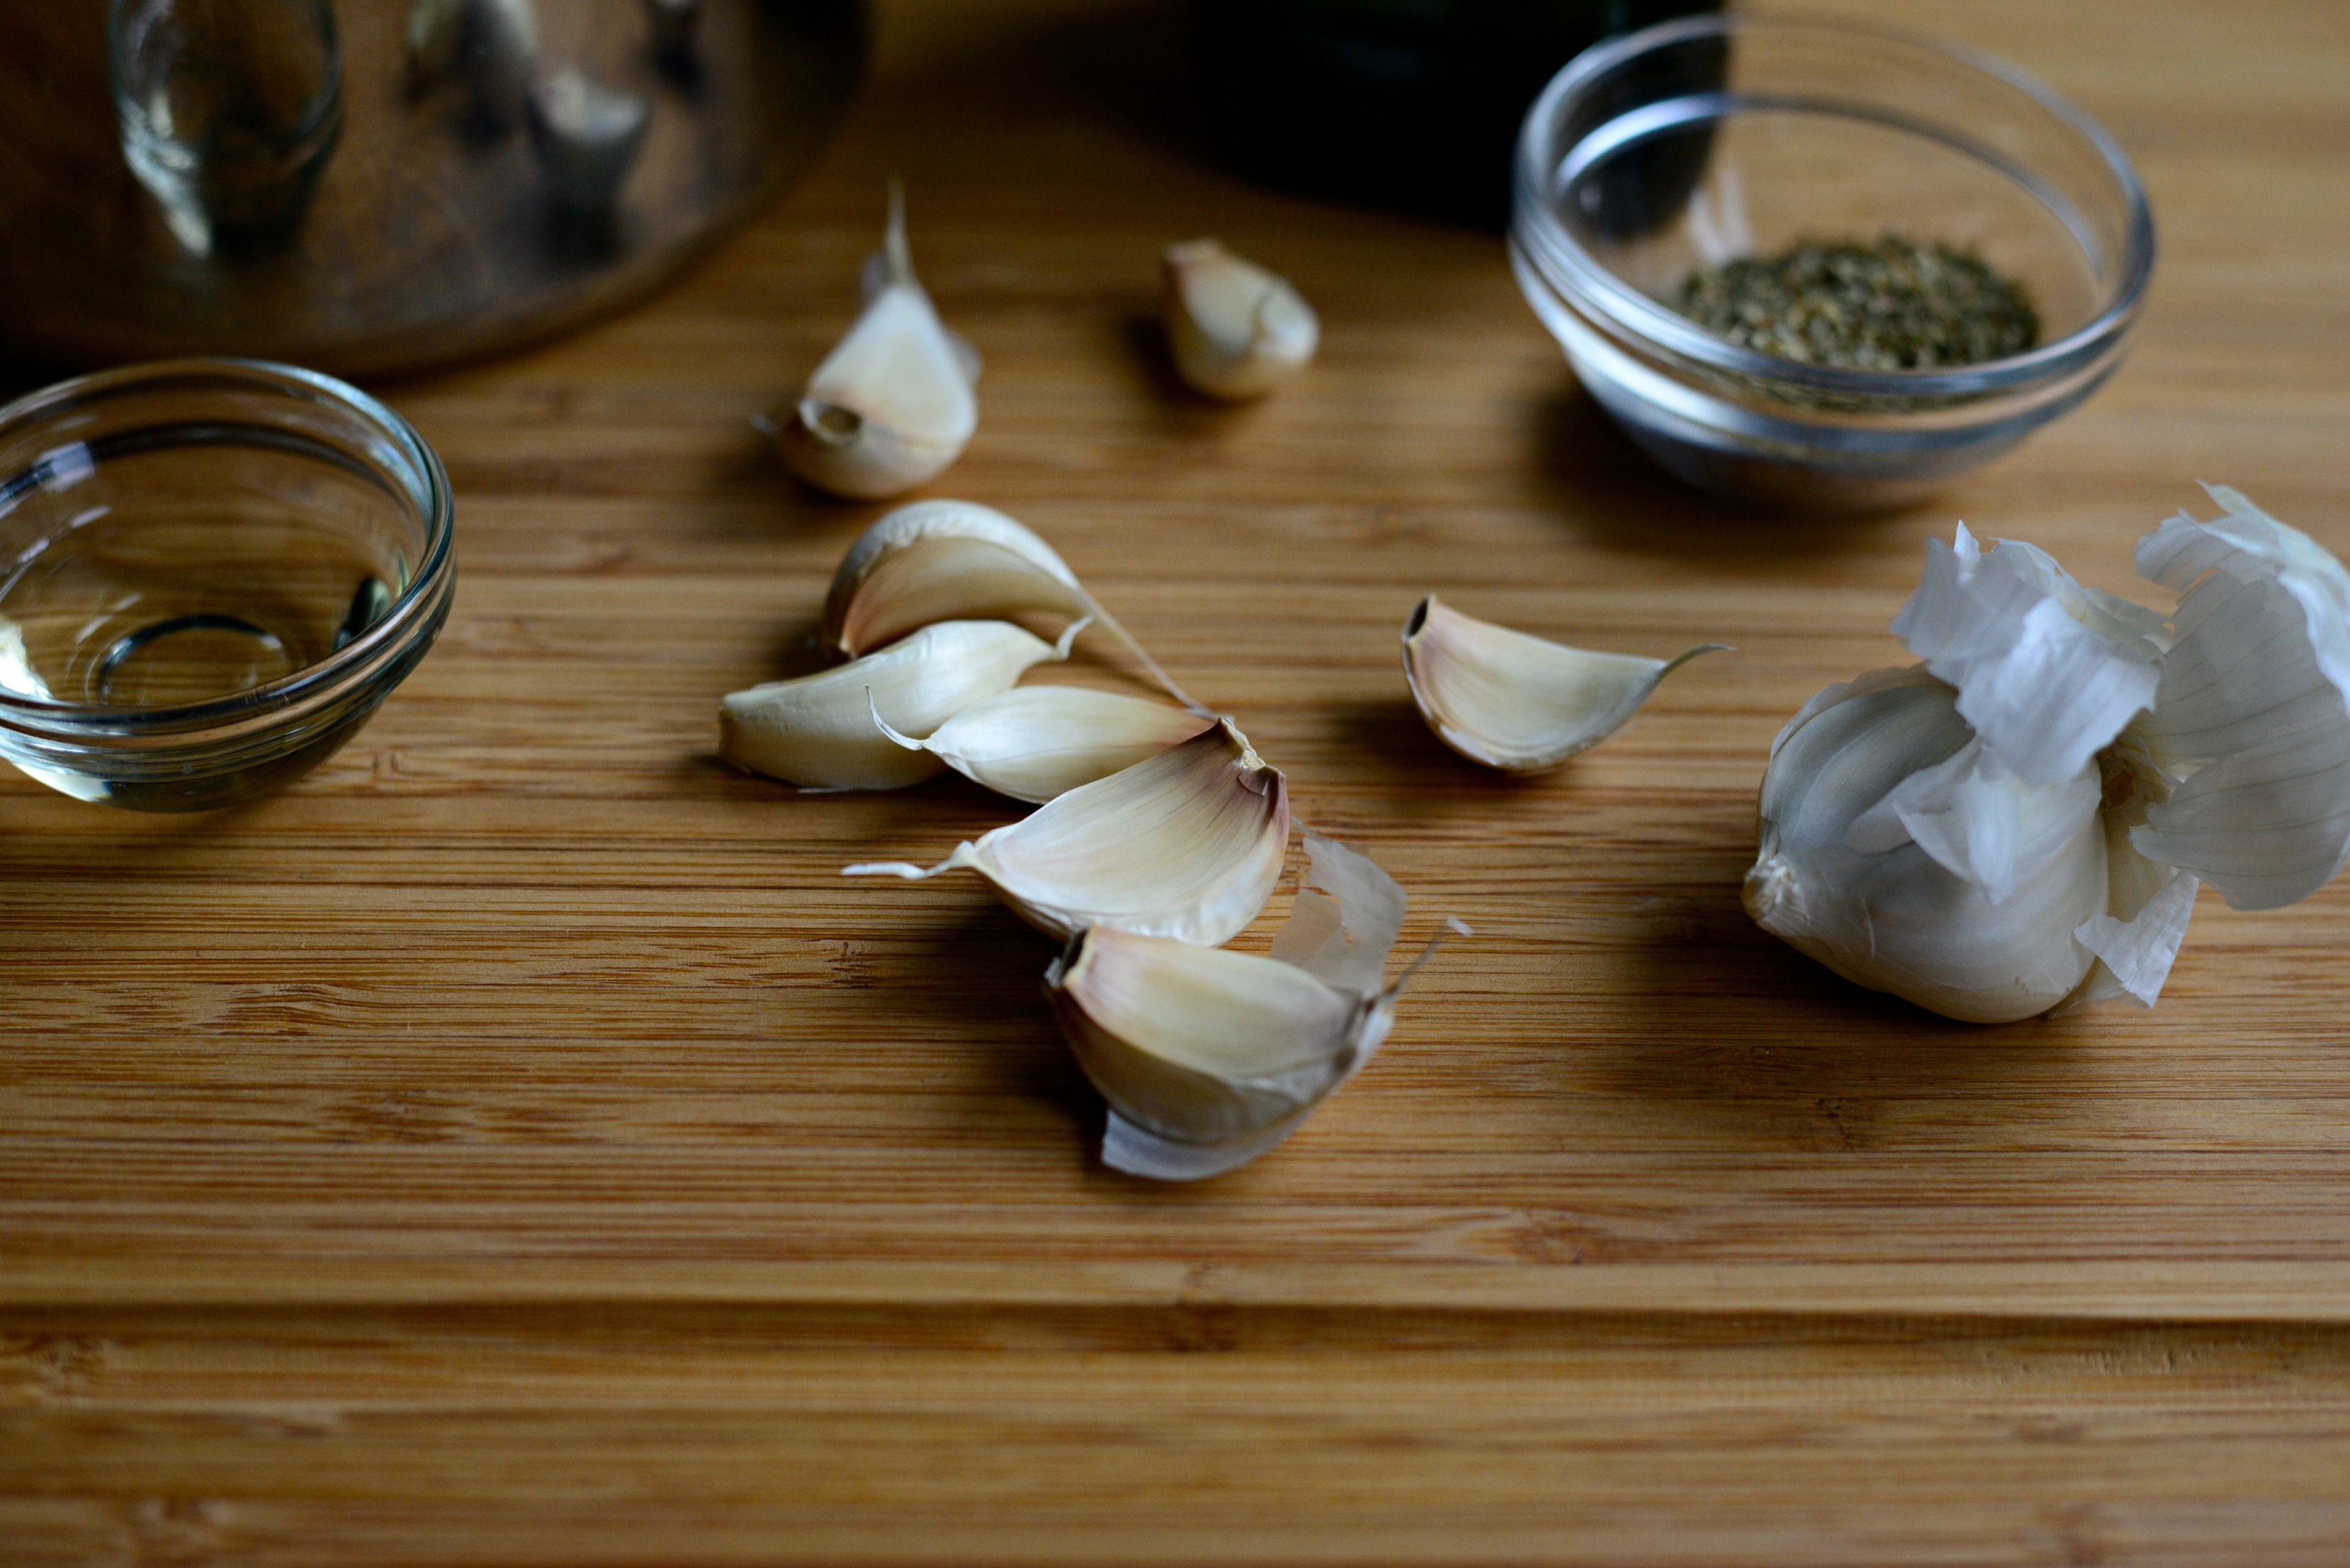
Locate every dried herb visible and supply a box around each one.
[1672,235,2039,370]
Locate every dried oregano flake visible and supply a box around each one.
[1672,234,2040,371]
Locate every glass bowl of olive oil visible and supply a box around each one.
[1510,14,2154,509]
[0,359,453,810]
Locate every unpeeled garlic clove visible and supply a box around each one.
[844,718,1287,945]
[823,499,1204,709]
[1048,834,1464,1180]
[776,187,978,500]
[1054,930,1372,1174]
[1163,239,1318,400]
[869,684,1215,803]
[1402,595,1724,773]
[721,619,1078,791]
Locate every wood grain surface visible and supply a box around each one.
[6,1,2350,1562]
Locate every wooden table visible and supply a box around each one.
[7,1,2349,1561]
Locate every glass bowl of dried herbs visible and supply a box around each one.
[1510,14,2154,509]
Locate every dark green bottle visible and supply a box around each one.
[1191,0,1725,228]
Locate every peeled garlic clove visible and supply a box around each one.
[870,684,1214,803]
[1401,595,1724,774]
[776,187,977,500]
[1744,666,2109,1023]
[844,719,1287,945]
[2128,485,2350,909]
[1049,833,1459,1180]
[823,498,1204,708]
[721,619,1076,791]
[1889,524,2164,787]
[1163,239,1318,400]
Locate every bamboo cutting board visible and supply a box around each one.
[6,1,2350,1562]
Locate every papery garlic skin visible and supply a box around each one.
[1163,239,1318,400]
[778,189,978,500]
[2128,486,2350,909]
[823,500,1204,709]
[1889,523,2165,786]
[844,719,1288,945]
[1402,595,1723,773]
[720,619,1074,790]
[1745,667,2113,1023]
[871,684,1215,803]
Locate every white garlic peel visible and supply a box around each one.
[1402,595,1726,773]
[719,619,1079,791]
[1163,239,1318,400]
[870,684,1215,803]
[776,186,978,500]
[823,500,1206,711]
[844,719,1288,946]
[1049,833,1464,1181]
[1746,485,2350,1023]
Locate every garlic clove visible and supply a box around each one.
[1843,737,2101,906]
[2128,485,2350,909]
[720,619,1077,791]
[1744,666,2108,1023]
[1047,832,1461,1180]
[844,718,1288,946]
[1050,928,1372,1161]
[1401,595,1723,774]
[824,499,1083,655]
[869,684,1215,803]
[776,187,978,500]
[1163,239,1318,400]
[823,499,1204,709]
[1889,524,2164,787]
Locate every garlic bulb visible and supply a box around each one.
[869,684,1215,803]
[720,619,1079,791]
[823,499,1204,708]
[844,719,1288,945]
[1747,487,2350,1022]
[1163,239,1318,400]
[776,188,978,500]
[1049,834,1460,1180]
[1402,595,1724,773]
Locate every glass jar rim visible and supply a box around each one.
[1510,11,2157,400]
[0,356,454,731]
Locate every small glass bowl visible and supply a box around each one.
[1510,14,2155,509]
[0,359,454,811]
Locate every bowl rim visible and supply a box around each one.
[1512,10,2157,400]
[0,356,454,731]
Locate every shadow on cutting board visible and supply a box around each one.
[1527,387,1933,563]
